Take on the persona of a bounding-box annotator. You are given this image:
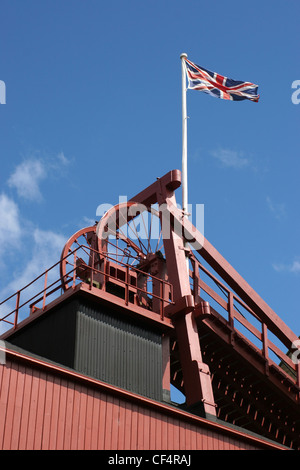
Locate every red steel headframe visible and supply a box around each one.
[128,169,299,416]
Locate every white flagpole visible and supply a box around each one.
[180,53,188,219]
[180,52,190,273]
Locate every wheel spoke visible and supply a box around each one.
[61,203,167,292]
[155,228,163,253]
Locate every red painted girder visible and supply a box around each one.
[129,169,181,207]
[163,197,298,350]
[174,311,217,415]
[129,168,297,351]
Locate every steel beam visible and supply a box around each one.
[147,171,217,416]
[159,188,298,351]
[129,169,298,413]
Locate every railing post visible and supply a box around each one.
[160,280,164,321]
[125,264,129,305]
[90,251,94,290]
[193,259,201,303]
[42,270,48,310]
[262,323,269,376]
[14,291,20,330]
[228,291,234,327]
[228,291,234,322]
[297,361,300,391]
[72,251,77,289]
[228,291,235,346]
[262,323,269,359]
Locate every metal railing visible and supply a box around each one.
[0,244,173,334]
[190,257,300,389]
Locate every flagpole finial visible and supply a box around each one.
[180,53,188,60]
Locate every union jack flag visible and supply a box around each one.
[184,58,259,102]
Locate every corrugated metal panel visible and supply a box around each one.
[7,297,164,401]
[74,303,163,401]
[7,299,78,368]
[0,352,286,450]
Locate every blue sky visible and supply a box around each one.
[0,1,299,399]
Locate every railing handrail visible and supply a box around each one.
[191,257,299,385]
[0,243,173,333]
[0,247,78,307]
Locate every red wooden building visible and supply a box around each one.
[0,170,299,451]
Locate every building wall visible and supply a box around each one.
[7,297,164,402]
[0,348,285,451]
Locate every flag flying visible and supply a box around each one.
[184,58,259,102]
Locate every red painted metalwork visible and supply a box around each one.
[90,176,218,416]
[0,243,174,338]
[1,168,300,449]
[0,345,286,450]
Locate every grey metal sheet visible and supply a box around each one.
[74,301,163,400]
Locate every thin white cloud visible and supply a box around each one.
[0,227,67,331]
[211,148,249,169]
[9,228,66,290]
[266,196,286,220]
[81,216,97,227]
[273,258,300,274]
[7,152,71,202]
[0,152,71,333]
[0,193,21,257]
[56,151,70,167]
[7,159,46,201]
